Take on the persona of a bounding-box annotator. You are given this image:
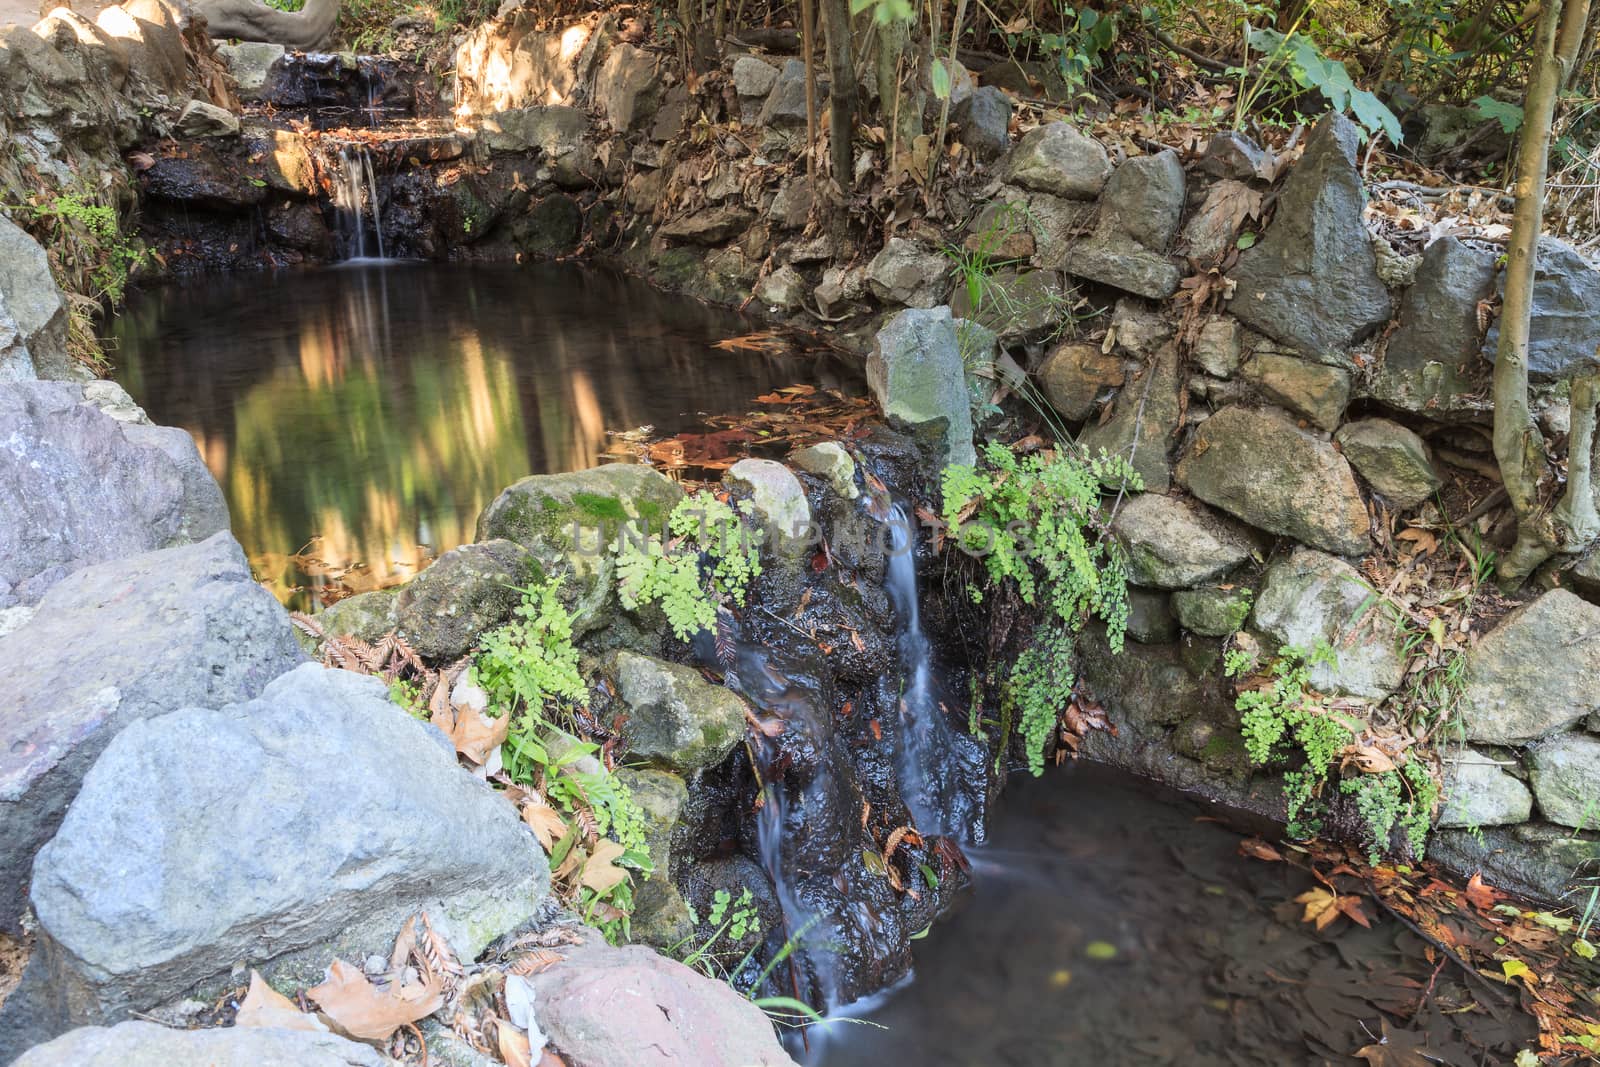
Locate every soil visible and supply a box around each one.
[0,930,31,1010]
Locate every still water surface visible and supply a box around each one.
[813,764,1529,1067]
[113,262,852,608]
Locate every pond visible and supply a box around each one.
[809,763,1532,1067]
[111,261,854,608]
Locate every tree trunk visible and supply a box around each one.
[800,0,820,190]
[822,0,857,189]
[1491,0,1592,585]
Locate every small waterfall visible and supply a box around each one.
[883,502,963,836]
[332,145,386,262]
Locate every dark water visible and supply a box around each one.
[812,763,1530,1067]
[111,262,853,607]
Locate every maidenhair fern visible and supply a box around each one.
[943,443,1140,774]
[616,494,762,639]
[472,576,587,710]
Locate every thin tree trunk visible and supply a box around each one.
[822,0,856,188]
[1554,368,1600,547]
[800,0,819,190]
[1492,0,1591,584]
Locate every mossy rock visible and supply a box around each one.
[307,588,399,655]
[604,650,746,773]
[1172,586,1252,637]
[476,465,684,641]
[616,767,694,949]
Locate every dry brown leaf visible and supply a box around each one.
[522,803,570,853]
[308,958,444,1042]
[447,704,510,766]
[235,971,327,1033]
[498,1020,533,1067]
[579,839,630,895]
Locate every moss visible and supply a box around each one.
[572,492,629,523]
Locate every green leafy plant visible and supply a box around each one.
[615,494,762,640]
[1227,642,1439,863]
[1236,21,1403,143]
[943,442,1139,774]
[470,578,650,944]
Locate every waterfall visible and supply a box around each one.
[333,145,386,262]
[883,502,963,837]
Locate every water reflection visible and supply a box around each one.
[113,262,854,608]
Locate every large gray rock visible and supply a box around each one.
[616,767,693,949]
[952,84,1012,160]
[25,664,547,1030]
[1238,352,1350,431]
[214,40,286,101]
[867,307,975,467]
[1111,493,1254,589]
[757,59,810,127]
[476,464,685,642]
[1459,590,1600,745]
[1004,122,1110,199]
[13,1021,388,1067]
[1172,586,1254,636]
[1334,418,1439,508]
[1252,547,1404,699]
[0,218,70,380]
[394,539,539,661]
[731,55,778,98]
[1484,236,1600,382]
[1431,821,1600,905]
[1079,340,1182,491]
[0,381,230,606]
[174,99,241,138]
[1437,748,1533,829]
[946,268,1066,339]
[1527,733,1600,828]
[1176,405,1370,556]
[0,533,304,932]
[483,105,588,155]
[595,42,661,131]
[1067,152,1186,299]
[525,933,796,1067]
[607,651,746,773]
[1369,236,1496,412]
[1227,113,1392,361]
[864,238,950,309]
[724,459,812,547]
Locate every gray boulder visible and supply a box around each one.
[174,100,241,138]
[1172,586,1253,636]
[214,40,286,101]
[724,459,812,547]
[1527,733,1600,828]
[1200,130,1268,180]
[13,1021,388,1067]
[1369,236,1496,412]
[0,533,304,931]
[595,42,661,131]
[1460,590,1600,745]
[525,933,796,1066]
[484,105,588,154]
[1252,547,1404,700]
[0,218,70,380]
[476,464,685,641]
[1037,340,1124,421]
[867,307,975,467]
[757,59,810,128]
[1437,748,1533,829]
[1483,236,1600,382]
[659,205,755,245]
[1227,113,1392,361]
[1111,493,1255,589]
[1334,418,1439,508]
[731,55,778,98]
[1176,405,1370,556]
[1126,588,1178,644]
[0,381,230,606]
[864,238,950,309]
[952,85,1012,160]
[1004,122,1110,199]
[617,767,693,949]
[1430,821,1600,905]
[1192,317,1243,378]
[790,442,858,500]
[1080,340,1182,491]
[947,268,1066,338]
[1066,151,1186,300]
[394,539,539,661]
[607,651,747,773]
[24,664,547,1031]
[1238,352,1350,431]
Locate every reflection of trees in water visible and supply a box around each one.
[112,263,825,606]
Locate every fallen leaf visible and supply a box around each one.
[498,1020,533,1067]
[1354,1020,1434,1067]
[446,704,510,766]
[1501,957,1539,986]
[522,803,570,853]
[1238,837,1283,862]
[235,971,327,1033]
[579,839,630,895]
[1464,871,1501,910]
[308,958,443,1042]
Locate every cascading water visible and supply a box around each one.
[332,145,386,261]
[882,502,964,836]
